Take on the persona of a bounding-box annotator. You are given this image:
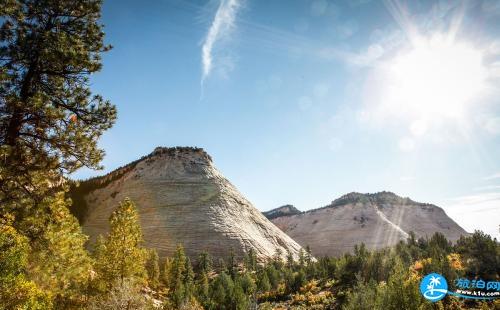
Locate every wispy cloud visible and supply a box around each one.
[474,184,500,191]
[442,192,500,239]
[201,0,242,85]
[483,172,500,181]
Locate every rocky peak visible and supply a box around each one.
[328,191,419,208]
[151,146,213,163]
[263,205,302,220]
[72,147,304,262]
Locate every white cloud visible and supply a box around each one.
[443,192,500,239]
[484,172,500,181]
[474,184,500,191]
[398,137,415,152]
[409,119,428,137]
[201,0,242,84]
[483,117,500,135]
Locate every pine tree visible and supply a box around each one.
[209,272,234,310]
[146,249,160,289]
[228,247,237,279]
[0,0,116,211]
[244,248,257,272]
[94,198,147,290]
[257,271,271,293]
[196,251,212,274]
[0,214,51,309]
[196,271,210,308]
[28,192,92,307]
[161,257,173,288]
[184,257,195,301]
[167,244,198,307]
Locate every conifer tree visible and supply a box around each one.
[257,270,271,293]
[196,251,212,274]
[146,249,160,289]
[28,192,92,307]
[94,198,147,290]
[0,214,51,309]
[244,248,257,272]
[167,244,198,307]
[161,257,173,288]
[0,0,116,211]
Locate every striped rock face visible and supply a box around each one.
[76,147,303,261]
[266,192,468,257]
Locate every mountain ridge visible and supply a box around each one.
[264,191,435,219]
[265,191,468,257]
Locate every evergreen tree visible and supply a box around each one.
[455,230,499,280]
[286,250,294,269]
[93,198,147,290]
[196,251,212,275]
[184,257,195,301]
[161,257,173,288]
[0,214,51,309]
[227,247,237,279]
[209,272,233,310]
[167,244,197,307]
[0,0,116,212]
[145,249,160,289]
[196,270,210,308]
[244,248,257,272]
[28,192,92,307]
[298,248,306,268]
[257,270,271,293]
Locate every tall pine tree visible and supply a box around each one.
[93,198,147,290]
[0,0,116,231]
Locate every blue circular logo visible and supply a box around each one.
[420,273,448,302]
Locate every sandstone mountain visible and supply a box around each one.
[70,147,303,261]
[264,192,468,257]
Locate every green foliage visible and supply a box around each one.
[28,192,92,308]
[257,270,271,292]
[93,198,147,291]
[165,244,196,307]
[455,230,499,280]
[146,249,160,289]
[0,215,52,309]
[0,0,116,210]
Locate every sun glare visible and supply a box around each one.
[385,34,486,120]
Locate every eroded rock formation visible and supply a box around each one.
[265,192,468,257]
[72,147,303,261]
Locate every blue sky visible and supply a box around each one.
[75,0,500,238]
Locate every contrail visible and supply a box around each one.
[201,0,241,88]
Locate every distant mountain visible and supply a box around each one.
[69,147,303,261]
[263,205,302,220]
[265,191,468,257]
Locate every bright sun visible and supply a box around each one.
[385,33,487,120]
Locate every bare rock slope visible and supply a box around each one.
[71,147,303,261]
[265,192,468,257]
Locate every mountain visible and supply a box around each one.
[69,147,303,261]
[262,205,302,220]
[264,192,468,257]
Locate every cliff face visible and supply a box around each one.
[74,147,303,261]
[266,192,468,257]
